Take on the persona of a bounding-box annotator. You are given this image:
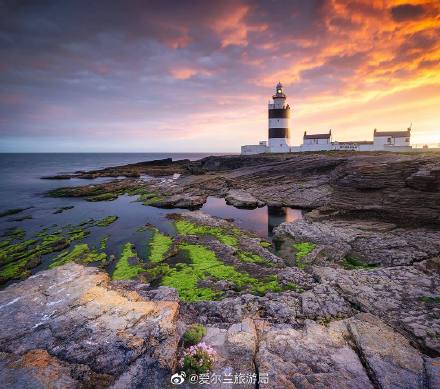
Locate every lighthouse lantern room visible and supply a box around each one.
[268,82,291,153]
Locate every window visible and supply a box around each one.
[405,138,410,142]
[387,137,392,144]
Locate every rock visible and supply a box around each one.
[225,190,265,209]
[255,313,431,389]
[0,349,112,388]
[226,318,257,359]
[45,152,440,224]
[274,218,440,266]
[0,264,179,388]
[424,357,440,389]
[347,313,425,389]
[157,194,207,209]
[255,319,373,388]
[313,258,440,355]
[193,319,257,389]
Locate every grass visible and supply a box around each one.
[175,219,238,247]
[112,243,145,280]
[149,230,172,263]
[342,256,378,270]
[49,243,107,269]
[160,243,283,302]
[95,215,118,227]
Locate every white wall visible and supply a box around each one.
[269,118,289,128]
[268,138,290,153]
[374,135,410,149]
[299,143,334,152]
[241,144,267,155]
[303,137,330,145]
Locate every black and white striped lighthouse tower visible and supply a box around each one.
[268,82,290,152]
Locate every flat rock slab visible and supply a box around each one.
[314,258,440,355]
[275,218,440,266]
[256,313,434,389]
[225,189,265,209]
[0,264,179,388]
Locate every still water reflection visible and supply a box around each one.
[201,197,303,238]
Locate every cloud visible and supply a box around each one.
[390,3,426,22]
[0,0,439,151]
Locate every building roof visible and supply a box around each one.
[374,129,411,137]
[336,141,374,145]
[304,130,331,139]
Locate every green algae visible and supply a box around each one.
[149,230,172,263]
[68,228,89,241]
[160,243,283,302]
[259,241,272,248]
[95,215,118,227]
[142,196,163,206]
[0,208,27,218]
[0,257,30,282]
[2,228,25,240]
[419,296,440,304]
[112,243,145,280]
[0,222,93,283]
[49,243,106,269]
[236,250,272,266]
[175,220,238,247]
[100,235,110,251]
[293,242,316,269]
[293,242,316,259]
[87,193,118,202]
[10,215,33,222]
[53,206,74,214]
[342,256,378,270]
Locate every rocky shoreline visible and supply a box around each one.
[1,151,440,388]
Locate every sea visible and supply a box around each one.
[0,153,302,275]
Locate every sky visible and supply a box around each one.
[0,0,439,152]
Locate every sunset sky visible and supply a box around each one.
[1,0,439,152]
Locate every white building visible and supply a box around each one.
[373,129,412,151]
[241,83,413,154]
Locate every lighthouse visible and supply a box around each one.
[268,82,290,152]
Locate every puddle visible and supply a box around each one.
[201,197,303,238]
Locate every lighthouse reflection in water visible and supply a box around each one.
[201,197,303,239]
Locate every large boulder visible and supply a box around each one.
[0,264,179,388]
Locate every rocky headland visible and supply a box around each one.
[1,151,440,388]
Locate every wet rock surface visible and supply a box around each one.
[45,152,440,224]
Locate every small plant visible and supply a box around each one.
[181,342,216,375]
[342,256,378,270]
[419,295,440,304]
[183,324,207,347]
